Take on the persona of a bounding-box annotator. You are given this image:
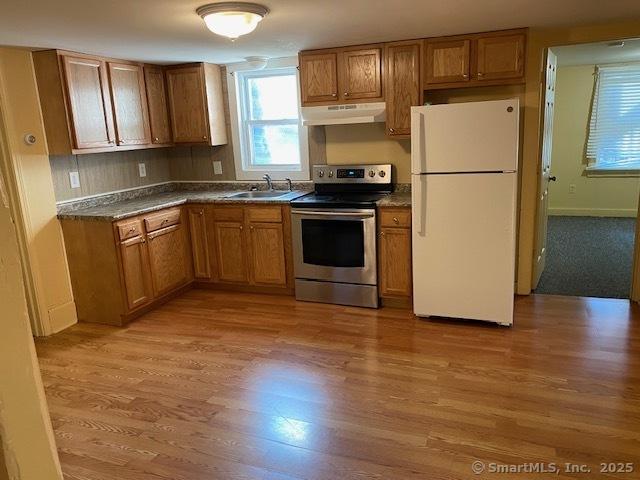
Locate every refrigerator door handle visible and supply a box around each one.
[413,175,427,236]
[411,110,426,173]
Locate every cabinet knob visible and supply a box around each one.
[240,226,243,230]
[250,225,254,230]
[202,135,208,140]
[477,72,484,78]
[393,217,399,224]
[199,210,204,215]
[154,137,159,142]
[463,73,469,79]
[332,93,337,97]
[344,92,349,97]
[389,128,395,133]
[380,231,385,236]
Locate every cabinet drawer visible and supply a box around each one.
[116,219,144,241]
[212,207,244,222]
[144,208,181,232]
[379,208,411,228]
[246,206,282,223]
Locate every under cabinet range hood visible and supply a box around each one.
[301,102,386,126]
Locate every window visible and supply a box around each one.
[586,64,640,171]
[228,59,309,180]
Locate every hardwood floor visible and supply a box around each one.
[35,291,640,480]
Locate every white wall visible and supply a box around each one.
[549,64,640,217]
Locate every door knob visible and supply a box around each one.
[549,176,557,182]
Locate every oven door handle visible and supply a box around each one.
[291,209,375,219]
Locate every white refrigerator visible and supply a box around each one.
[411,99,519,326]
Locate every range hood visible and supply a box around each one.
[301,102,386,126]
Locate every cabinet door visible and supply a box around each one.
[119,235,152,310]
[61,55,116,149]
[385,41,421,137]
[147,224,189,297]
[166,66,210,143]
[249,222,287,287]
[144,65,172,144]
[108,62,151,146]
[340,48,382,100]
[188,207,211,280]
[299,52,339,104]
[424,39,470,85]
[379,227,412,297]
[214,222,249,283]
[476,33,525,81]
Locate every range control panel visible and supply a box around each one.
[313,164,392,184]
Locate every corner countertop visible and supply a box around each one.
[57,190,310,222]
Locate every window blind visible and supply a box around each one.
[586,64,640,170]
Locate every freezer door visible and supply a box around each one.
[412,172,517,325]
[411,99,519,174]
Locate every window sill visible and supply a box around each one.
[585,168,640,178]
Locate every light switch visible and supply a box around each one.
[213,161,223,175]
[69,171,80,189]
[138,162,147,177]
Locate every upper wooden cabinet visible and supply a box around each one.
[385,40,423,138]
[31,52,119,153]
[476,33,525,81]
[299,52,339,104]
[143,65,172,145]
[340,47,383,101]
[108,62,151,146]
[165,63,228,146]
[299,44,384,106]
[424,29,527,89]
[424,39,470,85]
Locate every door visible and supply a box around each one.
[291,209,377,285]
[385,41,422,137]
[412,99,519,174]
[476,33,526,81]
[147,224,189,296]
[188,207,211,280]
[379,227,412,296]
[299,52,339,104]
[61,55,115,149]
[533,49,558,288]
[412,173,517,325]
[340,47,383,101]
[424,39,470,85]
[119,235,152,311]
[108,62,151,146]
[144,65,172,144]
[166,66,210,143]
[249,223,287,286]
[214,222,249,283]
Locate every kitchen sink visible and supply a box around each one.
[226,191,288,199]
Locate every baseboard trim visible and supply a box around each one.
[47,300,78,334]
[549,207,638,218]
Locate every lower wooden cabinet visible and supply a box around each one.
[119,234,153,310]
[207,205,292,290]
[188,207,212,279]
[147,223,189,297]
[378,207,412,301]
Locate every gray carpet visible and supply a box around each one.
[535,216,636,299]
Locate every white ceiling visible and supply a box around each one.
[554,38,640,66]
[1,0,640,65]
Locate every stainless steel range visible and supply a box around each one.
[290,164,392,308]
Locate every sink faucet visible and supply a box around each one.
[285,178,292,191]
[263,173,273,191]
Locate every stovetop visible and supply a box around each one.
[290,192,390,209]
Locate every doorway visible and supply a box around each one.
[533,39,640,299]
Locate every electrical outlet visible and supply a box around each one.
[213,160,223,175]
[138,162,147,177]
[69,171,80,189]
[569,184,576,194]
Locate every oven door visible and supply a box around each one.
[291,208,377,285]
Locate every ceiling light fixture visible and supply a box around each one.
[197,2,269,40]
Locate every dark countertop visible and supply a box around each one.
[57,188,412,223]
[57,190,309,222]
